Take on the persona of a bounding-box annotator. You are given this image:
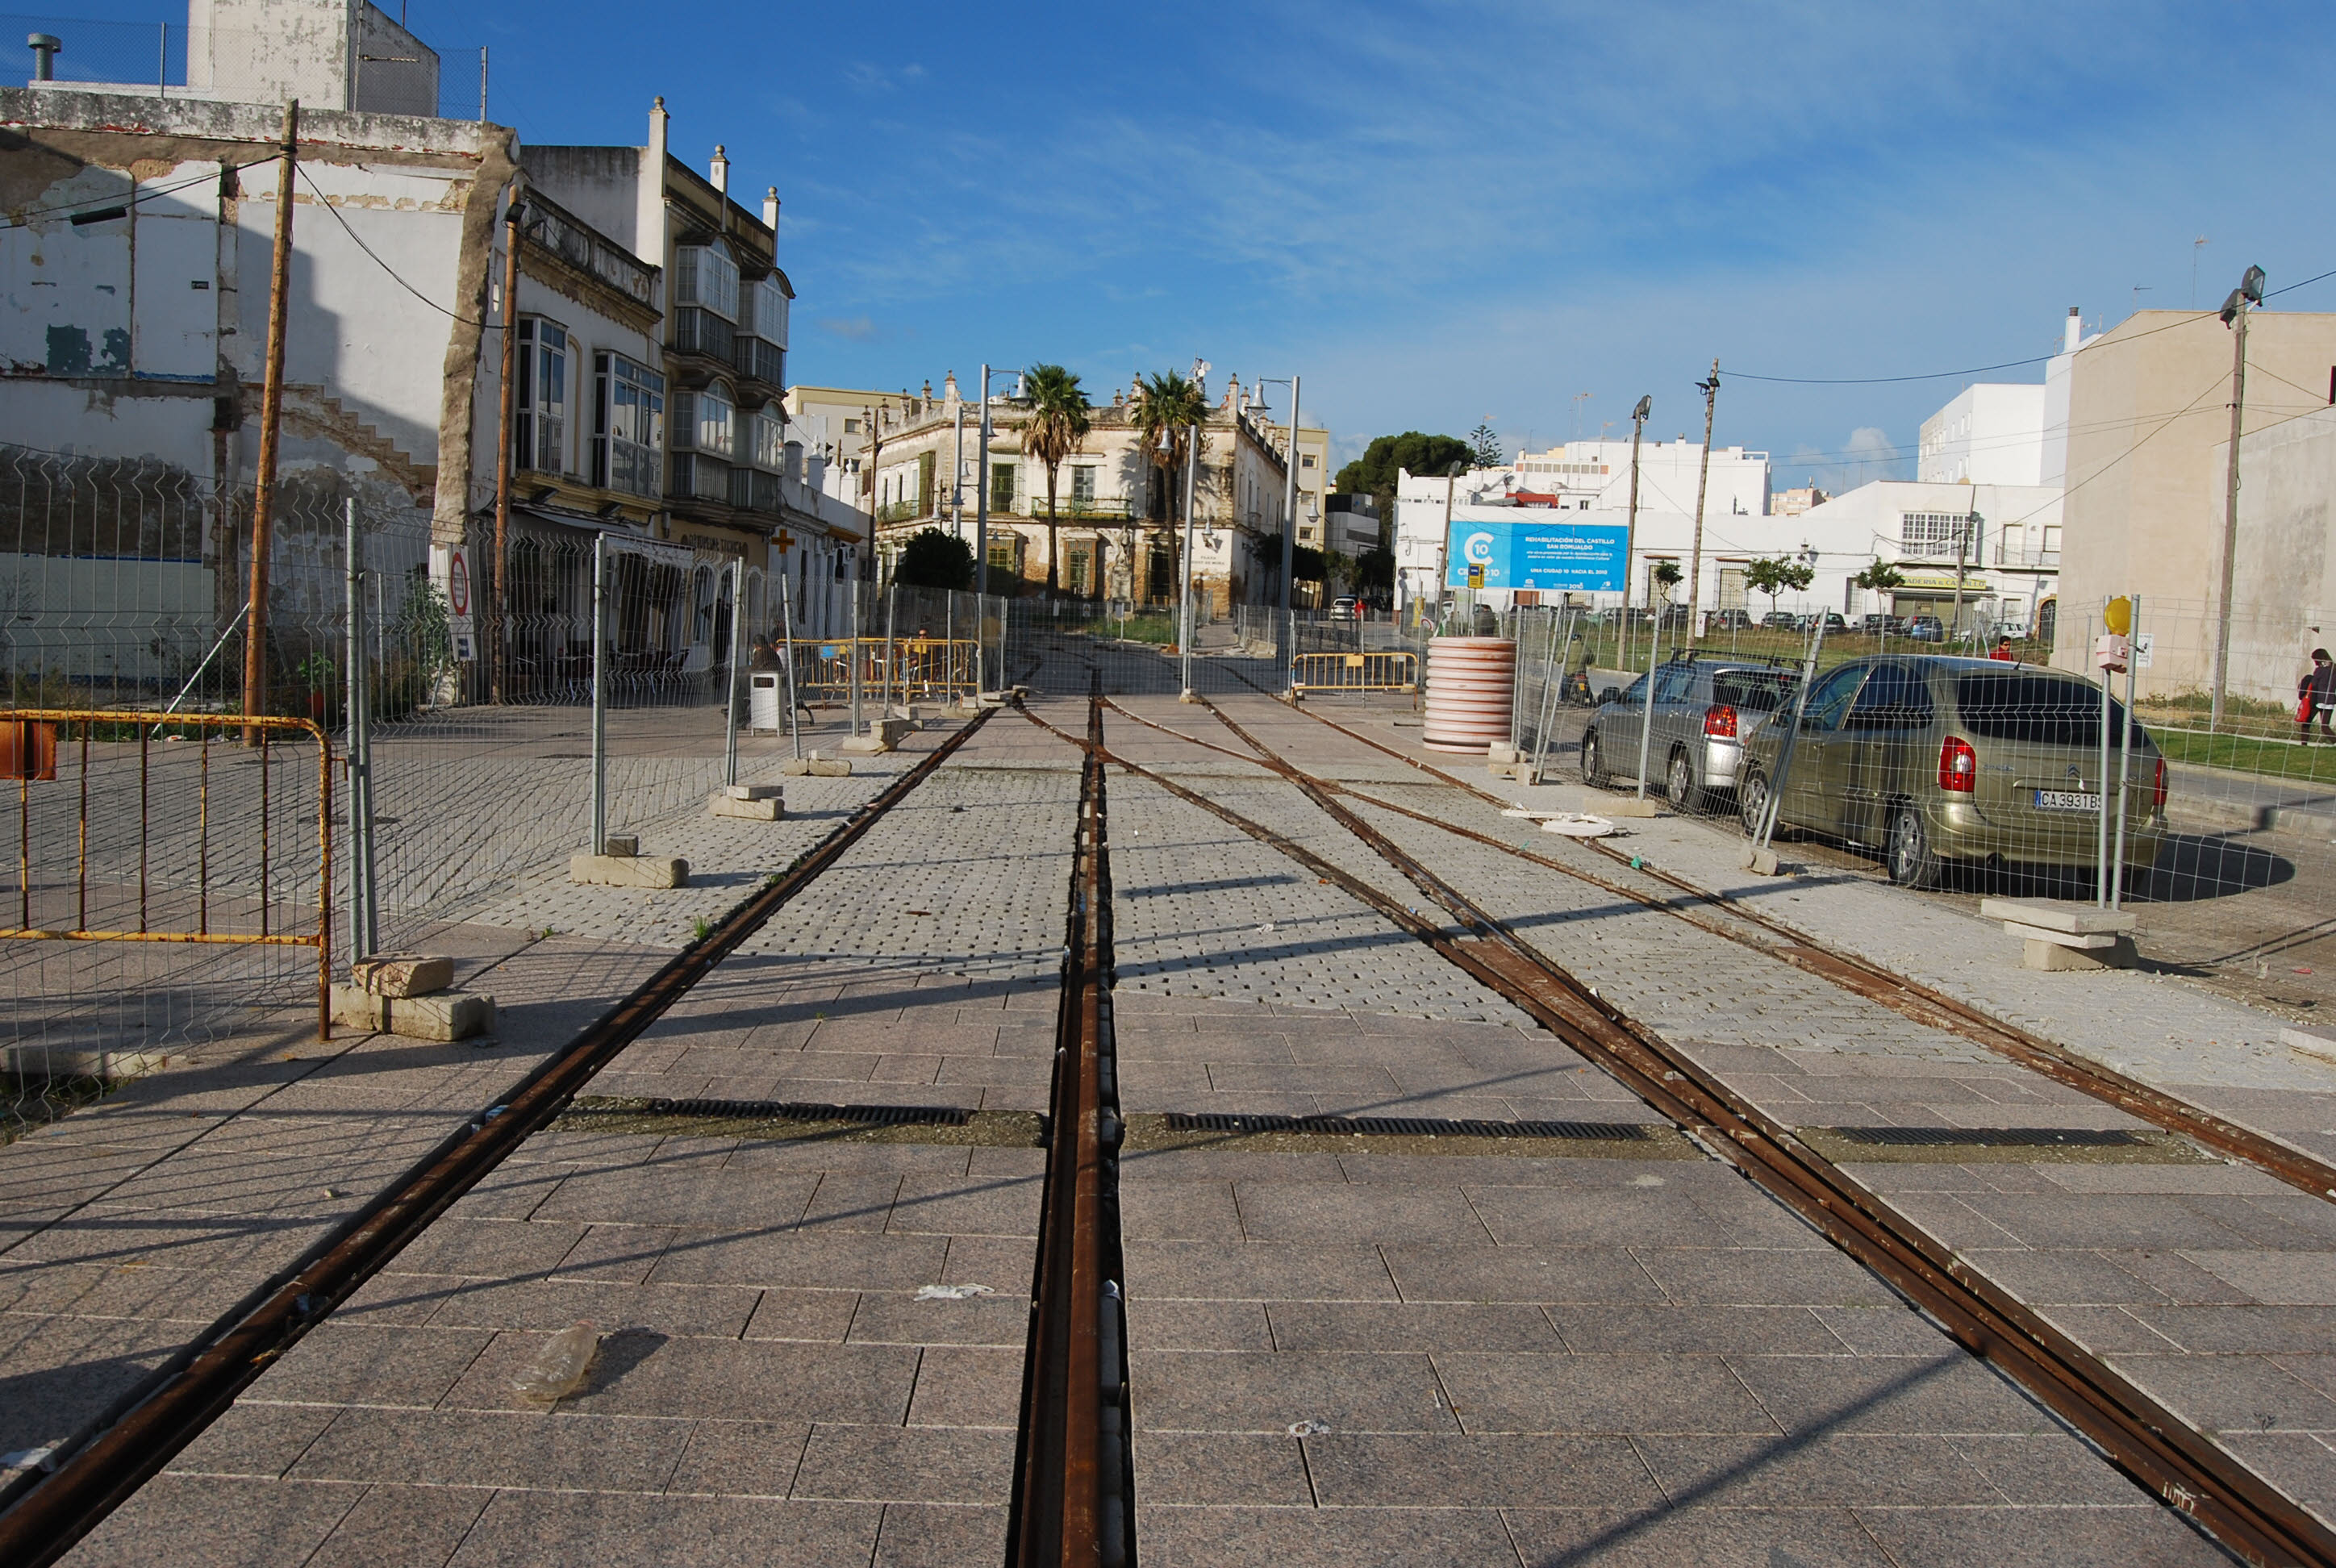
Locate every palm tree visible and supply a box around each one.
[1128,370,1208,603]
[1019,364,1092,598]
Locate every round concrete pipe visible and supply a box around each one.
[1421,636,1516,753]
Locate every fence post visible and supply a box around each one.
[849,578,863,739]
[590,532,607,855]
[2096,605,2114,907]
[1756,618,1827,851]
[344,498,377,960]
[778,565,803,760]
[2112,594,2141,909]
[724,558,744,788]
[883,584,898,717]
[1635,603,1666,800]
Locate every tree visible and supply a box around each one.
[1323,548,1354,595]
[1851,557,1904,595]
[1128,370,1209,600]
[1019,363,1092,598]
[895,527,974,591]
[1468,423,1504,469]
[1291,544,1327,584]
[1332,432,1475,523]
[1353,545,1394,595]
[1744,556,1816,620]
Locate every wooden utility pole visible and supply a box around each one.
[1619,394,1651,666]
[491,188,523,703]
[1686,362,1719,640]
[243,100,298,744]
[2210,268,2263,731]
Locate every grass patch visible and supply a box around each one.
[2150,727,2336,786]
[2,1072,120,1145]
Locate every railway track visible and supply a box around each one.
[0,709,999,1568]
[1112,689,2336,1210]
[1024,694,2336,1566]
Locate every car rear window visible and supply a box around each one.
[1712,669,1795,711]
[1953,673,2138,747]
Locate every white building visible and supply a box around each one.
[1918,384,2048,485]
[1783,482,2063,632]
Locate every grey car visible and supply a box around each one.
[1579,654,1800,807]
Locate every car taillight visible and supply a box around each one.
[2153,755,2167,811]
[1704,703,1737,738]
[1938,736,1976,792]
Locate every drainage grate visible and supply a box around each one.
[1161,1111,1657,1141]
[581,1098,970,1128]
[1823,1125,2146,1149]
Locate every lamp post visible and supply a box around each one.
[2210,264,2266,732]
[1619,394,1651,669]
[1253,374,1302,693]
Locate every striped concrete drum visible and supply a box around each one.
[1421,636,1516,753]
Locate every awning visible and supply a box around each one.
[511,505,698,566]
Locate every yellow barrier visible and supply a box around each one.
[0,710,332,1040]
[1291,650,1420,695]
[795,637,981,703]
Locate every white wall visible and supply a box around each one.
[1918,383,2048,486]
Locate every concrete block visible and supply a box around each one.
[349,953,453,998]
[1598,795,1662,818]
[725,783,784,801]
[570,853,689,888]
[2283,1024,2336,1061]
[1739,844,1781,876]
[1,1045,168,1080]
[1980,897,2138,936]
[2001,920,2121,950]
[331,985,494,1041]
[2021,935,2137,971]
[781,753,853,777]
[1486,743,1520,767]
[599,834,640,859]
[710,793,784,821]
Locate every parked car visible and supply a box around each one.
[1733,657,2166,888]
[1329,597,1358,619]
[1706,607,1754,632]
[1860,613,1911,636]
[1812,611,1847,635]
[1905,615,1946,642]
[1992,618,2030,641]
[1579,654,1801,809]
[1760,611,1799,630]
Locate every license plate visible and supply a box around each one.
[2033,789,2100,811]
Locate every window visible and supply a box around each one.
[1848,663,1933,729]
[991,463,1016,512]
[1900,511,1975,555]
[1301,453,1316,469]
[843,417,860,433]
[515,319,568,474]
[697,389,736,458]
[752,407,786,472]
[739,275,788,347]
[1071,465,1096,507]
[1712,669,1793,711]
[1954,673,2137,749]
[592,352,665,497]
[674,244,739,320]
[1800,663,1868,732]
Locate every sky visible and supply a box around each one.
[30,0,2336,490]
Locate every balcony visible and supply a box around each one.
[670,452,732,506]
[732,335,786,390]
[729,466,783,515]
[1995,544,2060,569]
[668,307,735,364]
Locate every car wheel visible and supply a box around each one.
[1666,749,1700,811]
[1581,729,1608,788]
[1737,768,1771,836]
[1887,803,1942,889]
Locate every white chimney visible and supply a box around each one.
[763,186,780,234]
[710,144,729,194]
[2065,306,2081,354]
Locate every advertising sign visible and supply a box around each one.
[1444,518,1628,592]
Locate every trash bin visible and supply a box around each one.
[749,672,784,734]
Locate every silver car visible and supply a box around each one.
[1579,655,1800,807]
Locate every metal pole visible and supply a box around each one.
[1178,424,1198,699]
[778,564,803,760]
[1280,374,1300,694]
[1532,606,1575,785]
[1434,470,1458,632]
[491,188,521,705]
[165,602,250,716]
[344,498,376,961]
[883,584,898,716]
[849,573,863,738]
[590,533,607,854]
[2211,298,2250,732]
[1636,594,1666,800]
[242,99,298,744]
[952,398,966,545]
[723,558,744,787]
[477,46,487,123]
[1620,396,1650,673]
[2113,594,2140,910]
[1687,363,1718,641]
[976,364,992,599]
[1757,617,1826,852]
[2097,607,2113,907]
[1950,511,1974,647]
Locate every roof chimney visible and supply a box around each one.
[762,186,780,234]
[709,144,729,194]
[2065,306,2081,354]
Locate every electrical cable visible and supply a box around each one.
[296,163,496,327]
[1730,306,2228,386]
[0,155,274,232]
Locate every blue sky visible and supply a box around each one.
[33,0,2336,488]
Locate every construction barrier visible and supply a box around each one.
[1290,650,1420,696]
[0,710,332,1041]
[795,637,981,704]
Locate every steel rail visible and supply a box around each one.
[1023,700,2335,1567]
[1007,683,1127,1568]
[1188,689,2336,1208]
[0,708,997,1568]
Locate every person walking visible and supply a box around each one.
[2300,648,2336,744]
[1988,635,2016,662]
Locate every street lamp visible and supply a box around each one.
[1252,373,1303,692]
[2210,263,2267,731]
[973,363,1027,600]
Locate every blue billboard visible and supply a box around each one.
[1444,517,1628,592]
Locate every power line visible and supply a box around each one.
[0,155,274,232]
[1732,306,2228,387]
[296,162,495,327]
